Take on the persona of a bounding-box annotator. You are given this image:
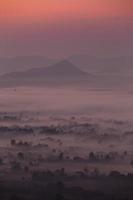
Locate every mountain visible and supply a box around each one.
[69,54,133,74]
[0,56,56,75]
[0,60,90,87]
[1,59,133,89]
[23,60,87,77]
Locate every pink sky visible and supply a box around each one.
[0,0,133,57]
[0,0,133,24]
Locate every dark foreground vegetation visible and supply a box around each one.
[0,169,133,200]
[0,112,133,200]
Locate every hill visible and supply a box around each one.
[69,54,133,74]
[0,60,90,87]
[0,56,56,75]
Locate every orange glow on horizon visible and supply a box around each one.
[0,0,133,25]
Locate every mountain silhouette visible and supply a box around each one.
[0,55,56,75]
[69,54,133,74]
[0,60,89,87]
[25,60,87,77]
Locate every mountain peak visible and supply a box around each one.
[55,59,75,67]
[0,59,89,87]
[46,60,86,76]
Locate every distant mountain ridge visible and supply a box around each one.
[1,58,133,89]
[24,60,87,77]
[69,54,133,74]
[0,60,90,87]
[0,55,56,75]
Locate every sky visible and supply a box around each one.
[0,0,133,57]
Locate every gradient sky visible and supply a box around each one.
[0,0,133,57]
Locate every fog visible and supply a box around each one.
[0,86,133,200]
[0,87,133,120]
